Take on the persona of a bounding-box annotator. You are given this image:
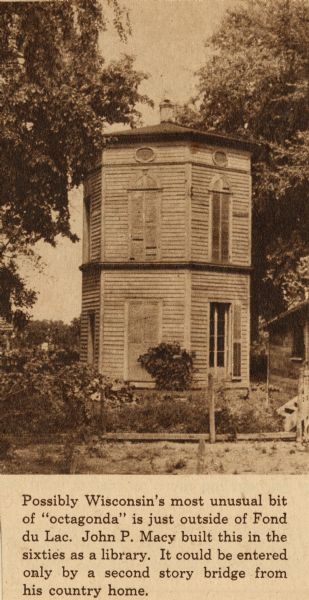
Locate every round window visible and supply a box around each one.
[135,147,155,163]
[213,150,228,167]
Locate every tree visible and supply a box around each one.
[180,0,309,325]
[16,317,81,354]
[0,0,151,324]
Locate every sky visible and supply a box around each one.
[24,0,239,323]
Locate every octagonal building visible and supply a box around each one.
[81,102,253,390]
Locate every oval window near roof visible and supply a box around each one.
[135,147,155,163]
[213,150,228,167]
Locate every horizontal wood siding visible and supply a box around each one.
[191,164,251,265]
[103,163,187,261]
[84,168,102,262]
[101,270,186,379]
[191,271,250,386]
[80,270,101,367]
[190,144,251,172]
[269,326,303,402]
[103,142,187,165]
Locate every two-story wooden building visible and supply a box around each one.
[81,102,253,389]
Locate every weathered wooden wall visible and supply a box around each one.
[83,166,102,263]
[102,143,188,262]
[101,270,187,380]
[191,271,250,386]
[80,269,101,367]
[190,147,251,266]
[269,318,308,402]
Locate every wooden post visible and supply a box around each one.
[69,449,80,474]
[196,438,206,473]
[208,374,216,444]
[100,386,106,433]
[296,367,304,442]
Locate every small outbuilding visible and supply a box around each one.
[267,300,309,402]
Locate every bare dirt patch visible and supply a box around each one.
[0,440,308,474]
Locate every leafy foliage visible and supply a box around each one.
[16,317,81,356]
[100,389,282,434]
[218,395,283,435]
[138,342,195,390]
[0,349,133,434]
[179,0,309,323]
[0,1,151,322]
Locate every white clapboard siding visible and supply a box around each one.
[102,142,187,165]
[103,164,187,261]
[191,164,251,265]
[83,168,102,262]
[101,270,186,379]
[80,270,101,367]
[190,143,251,172]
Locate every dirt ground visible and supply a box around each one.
[0,439,308,474]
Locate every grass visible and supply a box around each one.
[0,439,308,474]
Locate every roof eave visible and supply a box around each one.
[266,300,309,329]
[103,130,256,153]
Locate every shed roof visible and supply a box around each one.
[104,121,256,153]
[266,299,309,329]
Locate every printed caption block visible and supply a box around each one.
[0,475,308,600]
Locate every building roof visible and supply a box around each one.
[266,299,309,328]
[104,121,256,153]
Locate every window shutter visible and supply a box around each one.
[212,192,220,261]
[127,301,160,381]
[129,193,144,260]
[143,302,159,347]
[84,196,91,261]
[145,192,159,258]
[232,304,242,378]
[221,194,230,261]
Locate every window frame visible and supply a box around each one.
[208,300,242,380]
[128,172,162,262]
[208,176,232,264]
[209,302,231,373]
[83,195,91,263]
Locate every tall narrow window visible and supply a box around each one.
[210,177,231,262]
[232,304,242,378]
[127,301,160,381]
[129,191,160,260]
[128,173,160,261]
[87,312,95,365]
[209,303,230,375]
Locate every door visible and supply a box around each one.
[209,302,230,378]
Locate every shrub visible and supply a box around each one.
[138,342,195,390]
[0,349,133,434]
[103,393,211,433]
[217,396,283,434]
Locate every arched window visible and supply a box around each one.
[128,171,161,261]
[210,176,231,263]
